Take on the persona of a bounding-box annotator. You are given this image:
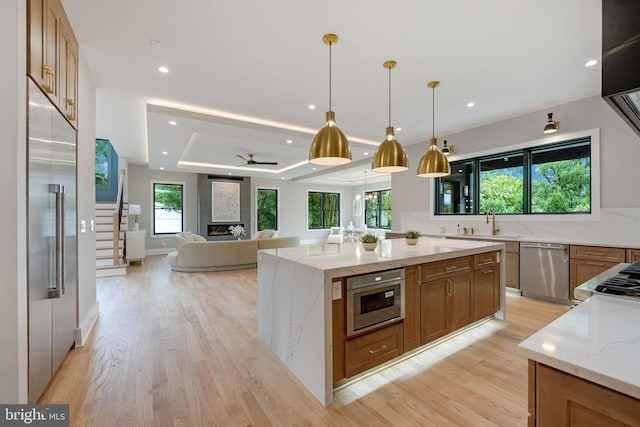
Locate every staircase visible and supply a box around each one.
[95,202,129,277]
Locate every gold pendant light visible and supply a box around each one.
[309,34,352,166]
[372,60,408,172]
[417,81,450,178]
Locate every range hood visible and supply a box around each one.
[602,0,640,137]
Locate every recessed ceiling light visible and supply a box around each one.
[308,104,316,110]
[169,121,177,126]
[312,167,317,170]
[364,152,369,156]
[160,167,164,170]
[281,176,285,179]
[158,66,169,73]
[162,151,168,155]
[396,127,402,132]
[286,139,293,144]
[467,102,475,108]
[228,172,232,175]
[585,59,598,67]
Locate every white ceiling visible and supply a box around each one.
[61,0,602,186]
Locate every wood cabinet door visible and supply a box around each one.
[535,363,640,426]
[627,249,640,263]
[403,265,421,352]
[448,273,473,331]
[474,267,499,320]
[420,279,448,345]
[505,252,519,289]
[344,323,403,378]
[332,278,346,384]
[28,0,46,88]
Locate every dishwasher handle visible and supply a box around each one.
[521,243,568,251]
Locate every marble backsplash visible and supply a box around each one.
[400,208,640,247]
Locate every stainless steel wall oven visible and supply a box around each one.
[346,268,405,336]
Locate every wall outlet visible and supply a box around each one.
[161,242,166,248]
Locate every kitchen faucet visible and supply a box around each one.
[486,207,500,235]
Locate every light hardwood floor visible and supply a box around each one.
[40,255,569,426]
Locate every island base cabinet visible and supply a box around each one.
[474,267,499,320]
[420,272,473,345]
[345,323,403,378]
[530,362,640,427]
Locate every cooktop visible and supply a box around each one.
[595,262,640,298]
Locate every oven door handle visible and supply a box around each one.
[347,277,403,292]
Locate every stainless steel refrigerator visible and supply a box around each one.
[27,77,77,403]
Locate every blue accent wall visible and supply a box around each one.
[95,139,119,202]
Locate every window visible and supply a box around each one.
[435,137,591,216]
[152,182,184,235]
[436,160,474,214]
[256,188,278,231]
[479,152,524,213]
[364,189,392,229]
[307,191,340,229]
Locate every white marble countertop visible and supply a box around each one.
[518,293,640,399]
[262,238,505,276]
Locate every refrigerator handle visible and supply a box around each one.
[48,184,65,298]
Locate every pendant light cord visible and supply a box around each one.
[388,66,392,127]
[432,86,435,139]
[328,41,332,111]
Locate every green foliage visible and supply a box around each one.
[531,159,590,213]
[480,169,523,213]
[365,190,392,229]
[360,233,378,243]
[257,188,277,231]
[154,183,183,212]
[95,139,109,186]
[308,191,340,229]
[404,230,420,239]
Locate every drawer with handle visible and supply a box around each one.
[345,323,403,378]
[474,251,498,269]
[421,256,472,282]
[570,245,626,263]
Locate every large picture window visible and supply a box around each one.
[308,191,340,229]
[152,182,184,235]
[435,137,591,215]
[364,189,392,229]
[256,188,278,231]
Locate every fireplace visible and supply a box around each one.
[207,223,244,237]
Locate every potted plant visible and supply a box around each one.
[359,233,379,251]
[404,230,420,245]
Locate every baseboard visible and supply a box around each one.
[75,300,99,347]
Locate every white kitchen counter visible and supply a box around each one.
[257,238,506,406]
[518,293,640,400]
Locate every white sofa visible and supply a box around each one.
[167,232,299,272]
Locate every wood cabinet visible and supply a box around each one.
[28,0,78,128]
[627,249,640,263]
[332,278,346,384]
[420,272,473,345]
[448,237,519,288]
[474,265,500,320]
[344,323,403,378]
[529,361,640,426]
[403,265,421,352]
[570,245,626,299]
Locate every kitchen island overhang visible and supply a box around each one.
[257,238,506,406]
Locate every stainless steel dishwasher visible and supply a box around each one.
[520,242,570,304]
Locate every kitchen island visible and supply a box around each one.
[518,288,640,424]
[257,238,505,406]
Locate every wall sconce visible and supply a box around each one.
[442,140,454,155]
[543,112,559,134]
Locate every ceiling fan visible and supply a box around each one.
[237,153,278,166]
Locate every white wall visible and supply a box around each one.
[76,54,98,345]
[0,0,28,403]
[252,178,356,243]
[392,96,640,245]
[127,165,198,252]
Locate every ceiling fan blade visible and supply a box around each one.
[236,154,249,162]
[255,161,278,165]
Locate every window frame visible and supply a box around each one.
[364,189,392,229]
[150,180,186,236]
[306,190,342,230]
[255,187,280,232]
[431,128,600,222]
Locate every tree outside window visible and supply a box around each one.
[365,189,392,229]
[153,182,184,234]
[257,188,278,231]
[308,191,340,229]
